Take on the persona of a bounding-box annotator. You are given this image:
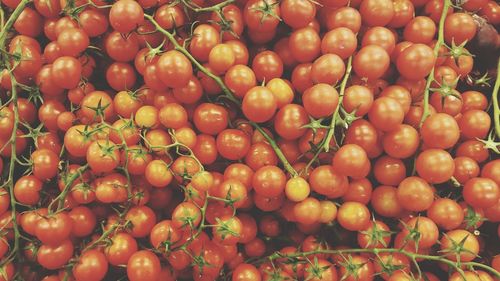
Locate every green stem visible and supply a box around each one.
[50,164,89,212]
[492,58,500,139]
[0,0,31,48]
[145,14,296,175]
[3,73,21,263]
[181,0,235,12]
[323,56,352,152]
[262,248,499,279]
[420,0,451,126]
[144,14,239,104]
[0,6,5,31]
[83,223,120,252]
[251,122,298,177]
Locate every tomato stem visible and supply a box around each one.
[181,0,235,13]
[144,14,240,105]
[257,248,500,279]
[420,0,451,126]
[50,164,90,212]
[492,58,500,139]
[0,0,31,50]
[323,56,353,153]
[146,13,298,177]
[2,71,22,265]
[251,122,298,177]
[0,0,34,266]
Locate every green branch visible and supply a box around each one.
[492,58,500,139]
[420,0,451,126]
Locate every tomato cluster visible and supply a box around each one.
[0,0,499,280]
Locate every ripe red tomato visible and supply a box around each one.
[416,149,455,184]
[50,56,81,89]
[109,0,144,33]
[368,97,405,131]
[421,113,460,149]
[396,43,436,80]
[353,45,390,79]
[444,12,477,44]
[397,176,434,211]
[244,0,281,32]
[242,86,278,123]
[72,250,108,281]
[105,232,138,266]
[321,27,358,59]
[31,148,59,181]
[37,239,74,270]
[1,1,499,279]
[125,206,157,238]
[127,250,161,281]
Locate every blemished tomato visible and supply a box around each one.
[225,65,257,98]
[154,4,185,30]
[389,0,415,27]
[310,53,345,85]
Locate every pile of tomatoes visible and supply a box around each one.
[0,0,499,280]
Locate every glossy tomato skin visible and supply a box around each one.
[1,1,498,279]
[368,97,405,132]
[244,0,281,32]
[109,0,144,33]
[242,86,278,123]
[37,239,74,270]
[31,149,60,181]
[72,250,108,281]
[232,263,262,281]
[105,233,138,266]
[463,177,499,209]
[274,104,309,140]
[353,45,390,80]
[415,149,455,184]
[127,250,161,281]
